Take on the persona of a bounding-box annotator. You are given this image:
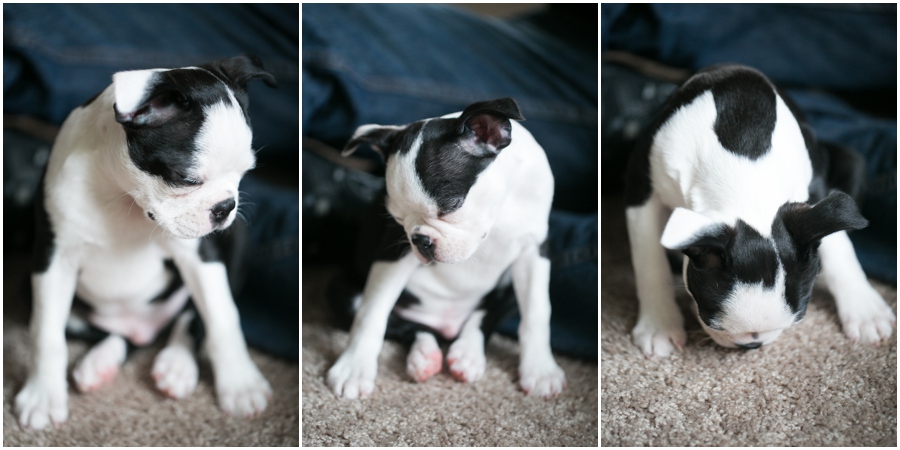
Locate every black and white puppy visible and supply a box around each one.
[326,98,566,399]
[15,55,277,429]
[625,64,895,358]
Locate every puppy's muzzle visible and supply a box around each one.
[211,198,236,226]
[412,233,435,262]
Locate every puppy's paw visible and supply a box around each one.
[406,334,443,383]
[519,360,566,398]
[631,315,686,358]
[152,346,198,399]
[838,288,896,345]
[215,364,272,418]
[446,337,486,383]
[327,351,377,400]
[73,335,127,393]
[15,378,68,430]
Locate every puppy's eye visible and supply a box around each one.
[439,197,464,216]
[171,170,203,187]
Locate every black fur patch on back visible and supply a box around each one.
[711,70,776,159]
[625,65,780,207]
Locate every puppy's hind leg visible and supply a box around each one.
[72,334,128,393]
[406,332,443,383]
[446,310,488,383]
[151,310,199,399]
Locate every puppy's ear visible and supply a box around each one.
[662,208,730,269]
[113,69,187,128]
[455,97,525,156]
[779,191,868,248]
[200,54,278,90]
[342,124,406,157]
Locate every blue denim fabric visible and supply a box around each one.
[787,90,897,282]
[4,3,300,358]
[602,4,896,90]
[303,3,598,212]
[237,176,300,360]
[303,4,599,357]
[603,3,897,283]
[3,3,299,159]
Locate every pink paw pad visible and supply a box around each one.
[410,350,443,382]
[76,365,119,393]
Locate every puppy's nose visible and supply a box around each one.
[411,233,435,261]
[736,341,762,350]
[210,198,236,224]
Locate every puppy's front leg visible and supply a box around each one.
[15,257,78,430]
[626,196,686,358]
[818,230,896,344]
[510,242,565,398]
[168,242,271,418]
[327,252,420,399]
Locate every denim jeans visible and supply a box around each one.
[303,4,599,357]
[603,3,897,282]
[4,3,300,359]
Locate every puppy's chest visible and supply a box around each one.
[75,239,172,307]
[393,235,516,336]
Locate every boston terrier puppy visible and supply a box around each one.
[326,98,566,399]
[625,64,895,358]
[15,55,277,430]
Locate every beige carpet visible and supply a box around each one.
[301,266,598,446]
[600,194,897,446]
[3,256,299,446]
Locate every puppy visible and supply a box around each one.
[15,55,277,430]
[326,98,566,399]
[625,64,895,358]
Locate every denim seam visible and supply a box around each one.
[551,241,598,271]
[8,27,299,78]
[304,50,597,126]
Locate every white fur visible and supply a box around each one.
[15,68,269,430]
[627,72,895,358]
[328,111,565,398]
[406,332,443,383]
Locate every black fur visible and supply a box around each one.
[711,70,776,159]
[415,118,498,215]
[626,65,783,207]
[672,221,780,329]
[342,98,524,216]
[117,56,275,188]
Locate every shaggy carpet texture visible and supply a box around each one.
[3,257,299,446]
[600,194,897,446]
[301,266,599,446]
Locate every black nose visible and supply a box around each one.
[737,342,762,350]
[210,198,236,224]
[411,233,435,261]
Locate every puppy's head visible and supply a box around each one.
[661,191,868,348]
[342,98,524,264]
[112,55,276,239]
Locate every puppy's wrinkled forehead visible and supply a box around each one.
[388,119,496,215]
[116,68,249,187]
